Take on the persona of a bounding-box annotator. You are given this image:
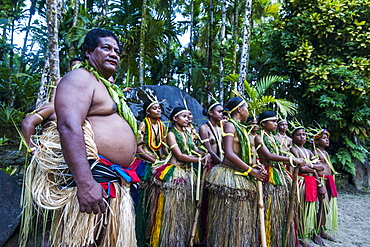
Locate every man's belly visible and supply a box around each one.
[89,114,137,167]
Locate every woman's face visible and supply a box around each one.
[188,112,193,123]
[250,119,259,132]
[263,119,277,132]
[209,105,223,122]
[146,103,161,119]
[239,104,249,122]
[173,111,190,128]
[292,128,306,145]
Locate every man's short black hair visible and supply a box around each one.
[81,28,122,59]
[69,57,83,67]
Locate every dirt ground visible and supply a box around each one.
[306,186,370,247]
[4,186,370,247]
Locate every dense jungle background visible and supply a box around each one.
[0,0,370,188]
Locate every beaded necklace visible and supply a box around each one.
[144,117,164,151]
[171,126,195,156]
[78,61,138,138]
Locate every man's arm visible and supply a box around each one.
[55,69,107,214]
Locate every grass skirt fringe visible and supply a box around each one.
[20,121,137,247]
[297,176,317,240]
[205,165,258,247]
[148,165,196,247]
[263,167,294,247]
[130,158,153,247]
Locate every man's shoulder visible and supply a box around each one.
[59,68,97,87]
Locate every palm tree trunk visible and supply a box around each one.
[139,0,148,86]
[237,0,252,92]
[206,0,214,104]
[219,0,227,102]
[232,0,239,75]
[18,0,36,74]
[188,0,194,94]
[72,0,79,27]
[36,0,62,108]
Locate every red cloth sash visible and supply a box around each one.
[319,174,338,198]
[299,174,317,202]
[99,156,141,198]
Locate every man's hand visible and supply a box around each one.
[318,184,327,195]
[77,181,108,214]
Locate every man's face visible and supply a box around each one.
[86,36,120,78]
[292,129,306,145]
[278,121,288,132]
[315,134,329,148]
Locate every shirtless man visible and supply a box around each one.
[22,58,82,150]
[313,129,338,245]
[290,127,325,247]
[55,28,137,245]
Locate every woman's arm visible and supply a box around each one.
[223,123,265,180]
[167,132,203,163]
[199,125,222,164]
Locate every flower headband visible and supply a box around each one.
[314,129,330,140]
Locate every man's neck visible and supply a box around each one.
[294,143,304,148]
[279,131,286,135]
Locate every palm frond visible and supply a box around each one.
[223,74,239,82]
[275,98,298,118]
[256,75,283,97]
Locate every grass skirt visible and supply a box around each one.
[148,165,196,247]
[205,165,258,247]
[129,157,153,247]
[20,121,137,247]
[263,166,294,247]
[297,175,317,240]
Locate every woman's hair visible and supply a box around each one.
[246,116,258,125]
[169,107,187,121]
[202,103,222,116]
[143,100,153,112]
[258,111,276,124]
[224,97,244,116]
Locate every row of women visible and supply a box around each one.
[131,96,338,247]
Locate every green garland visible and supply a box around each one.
[229,118,251,165]
[78,61,138,139]
[171,127,195,156]
[262,130,280,167]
